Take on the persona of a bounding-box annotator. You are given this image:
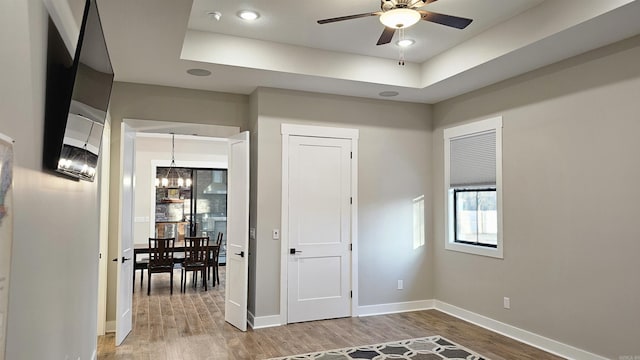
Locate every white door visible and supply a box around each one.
[224,131,250,331]
[287,136,352,323]
[116,124,135,345]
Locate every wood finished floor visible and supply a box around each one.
[98,267,565,360]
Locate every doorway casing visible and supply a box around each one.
[106,119,240,342]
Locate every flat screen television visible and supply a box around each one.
[44,0,113,182]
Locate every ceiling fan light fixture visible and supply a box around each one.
[379,8,421,29]
[237,10,260,21]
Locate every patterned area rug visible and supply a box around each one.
[269,336,489,360]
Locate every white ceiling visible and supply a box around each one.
[97,0,640,103]
[187,0,542,63]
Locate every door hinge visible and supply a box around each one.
[350,152,352,159]
[350,291,353,298]
[350,197,352,204]
[350,244,352,251]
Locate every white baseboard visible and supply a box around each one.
[248,311,282,330]
[358,299,435,317]
[433,300,608,360]
[105,320,116,333]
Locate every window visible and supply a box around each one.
[454,189,497,247]
[444,117,503,258]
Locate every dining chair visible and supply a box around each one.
[208,232,223,286]
[147,237,176,295]
[181,236,210,292]
[133,254,149,292]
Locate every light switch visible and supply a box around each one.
[272,229,280,240]
[249,228,256,240]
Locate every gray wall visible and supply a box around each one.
[1,0,100,359]
[105,83,434,321]
[252,88,433,316]
[431,35,640,359]
[106,82,248,321]
[247,91,259,316]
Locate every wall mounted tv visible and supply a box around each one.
[44,0,113,182]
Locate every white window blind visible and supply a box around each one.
[449,130,496,187]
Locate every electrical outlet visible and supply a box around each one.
[272,229,280,240]
[249,228,256,240]
[397,280,403,290]
[503,297,511,309]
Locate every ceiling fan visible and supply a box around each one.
[317,0,473,45]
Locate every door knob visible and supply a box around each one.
[234,251,245,258]
[289,248,302,254]
[112,257,131,263]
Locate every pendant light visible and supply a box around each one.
[158,133,186,188]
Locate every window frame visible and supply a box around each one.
[444,117,503,258]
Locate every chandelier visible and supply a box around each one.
[155,133,190,188]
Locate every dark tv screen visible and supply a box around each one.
[44,0,113,182]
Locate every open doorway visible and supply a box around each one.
[98,119,246,344]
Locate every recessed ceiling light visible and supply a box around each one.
[379,91,399,97]
[207,11,222,21]
[186,68,212,77]
[396,39,415,47]
[237,10,260,21]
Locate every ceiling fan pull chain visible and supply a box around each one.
[398,28,406,66]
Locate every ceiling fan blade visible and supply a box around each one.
[376,27,396,45]
[419,11,473,29]
[317,12,380,24]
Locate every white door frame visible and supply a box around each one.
[114,119,240,342]
[280,124,359,325]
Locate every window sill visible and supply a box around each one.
[445,241,503,259]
